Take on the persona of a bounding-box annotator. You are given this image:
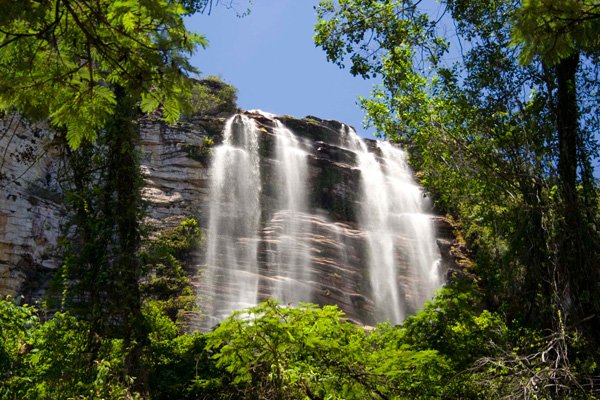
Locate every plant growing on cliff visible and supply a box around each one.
[187,76,238,117]
[140,218,203,328]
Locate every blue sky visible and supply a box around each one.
[185,1,378,138]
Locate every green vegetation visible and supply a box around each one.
[141,219,203,328]
[314,0,600,396]
[187,77,238,117]
[1,0,599,398]
[0,0,206,149]
[2,275,599,398]
[0,289,484,399]
[182,137,217,166]
[7,278,594,399]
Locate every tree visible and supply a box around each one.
[0,0,224,389]
[513,0,600,335]
[203,300,453,399]
[0,0,208,149]
[58,88,149,383]
[204,300,372,399]
[314,0,600,355]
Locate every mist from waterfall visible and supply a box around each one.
[202,115,262,327]
[340,124,441,323]
[267,121,313,303]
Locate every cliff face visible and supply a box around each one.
[0,114,63,301]
[139,115,219,231]
[0,111,461,324]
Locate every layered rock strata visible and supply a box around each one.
[0,114,63,301]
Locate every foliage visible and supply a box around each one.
[513,0,600,65]
[202,300,367,399]
[0,295,208,400]
[182,0,253,17]
[0,298,141,400]
[357,279,510,398]
[0,298,37,397]
[0,0,207,149]
[3,287,597,399]
[140,219,211,399]
[145,316,219,400]
[182,137,216,166]
[469,325,600,398]
[202,299,459,399]
[15,313,139,400]
[186,76,238,117]
[397,283,600,398]
[141,219,203,327]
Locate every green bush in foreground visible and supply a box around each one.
[2,280,598,399]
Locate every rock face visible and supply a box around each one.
[0,110,460,325]
[0,114,63,301]
[139,115,220,231]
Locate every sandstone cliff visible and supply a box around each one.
[0,114,63,301]
[0,110,462,324]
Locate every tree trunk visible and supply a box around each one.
[59,86,148,391]
[105,86,148,389]
[556,53,579,231]
[555,52,599,333]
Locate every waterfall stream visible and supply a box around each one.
[378,141,441,309]
[267,121,313,303]
[201,113,441,328]
[202,115,262,326]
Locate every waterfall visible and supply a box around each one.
[266,121,313,303]
[340,125,441,323]
[199,113,442,328]
[202,115,262,327]
[378,142,441,308]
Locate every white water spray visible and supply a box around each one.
[202,115,262,327]
[378,142,441,306]
[341,125,441,323]
[267,121,313,303]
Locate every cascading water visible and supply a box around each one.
[266,121,313,303]
[199,112,442,328]
[378,141,441,307]
[340,124,441,323]
[202,115,262,327]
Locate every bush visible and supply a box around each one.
[0,300,140,400]
[186,76,238,117]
